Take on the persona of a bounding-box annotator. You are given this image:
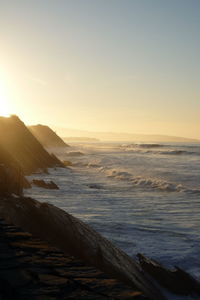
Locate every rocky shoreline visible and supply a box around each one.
[0,116,154,299]
[1,115,199,299]
[0,216,145,300]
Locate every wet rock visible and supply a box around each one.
[87,184,102,189]
[32,180,59,190]
[138,253,200,297]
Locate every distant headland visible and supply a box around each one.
[53,127,200,143]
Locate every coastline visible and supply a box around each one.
[1,115,199,299]
[0,116,154,299]
[0,211,144,299]
[0,195,166,300]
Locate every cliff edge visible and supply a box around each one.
[0,116,64,174]
[29,124,69,148]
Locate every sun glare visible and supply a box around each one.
[0,80,10,117]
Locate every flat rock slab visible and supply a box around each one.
[0,218,146,300]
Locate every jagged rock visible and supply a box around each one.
[137,253,200,297]
[0,115,64,174]
[28,124,69,148]
[32,180,59,190]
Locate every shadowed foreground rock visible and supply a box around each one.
[138,253,200,297]
[0,196,166,300]
[0,217,145,299]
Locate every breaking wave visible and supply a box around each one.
[63,142,200,194]
[96,167,200,194]
[121,143,163,148]
[118,143,200,156]
[160,150,196,155]
[122,148,197,156]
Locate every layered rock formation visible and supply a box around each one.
[0,196,166,300]
[0,116,64,174]
[0,217,144,299]
[138,253,200,297]
[29,124,69,148]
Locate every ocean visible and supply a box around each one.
[25,141,200,280]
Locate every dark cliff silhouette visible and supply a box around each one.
[29,124,69,148]
[0,144,29,196]
[0,116,64,175]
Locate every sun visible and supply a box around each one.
[0,80,10,117]
[0,103,10,117]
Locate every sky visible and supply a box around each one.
[0,0,200,139]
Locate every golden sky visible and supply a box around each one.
[1,1,200,139]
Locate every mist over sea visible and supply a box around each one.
[25,141,200,279]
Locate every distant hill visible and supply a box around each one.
[29,124,69,148]
[64,137,100,142]
[0,116,64,174]
[53,127,200,143]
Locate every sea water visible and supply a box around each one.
[25,142,200,280]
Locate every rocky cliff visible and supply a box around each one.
[0,116,64,174]
[29,124,69,148]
